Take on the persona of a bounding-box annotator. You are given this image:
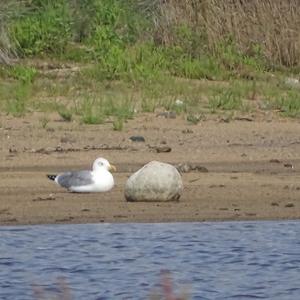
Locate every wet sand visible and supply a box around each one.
[1,112,300,225]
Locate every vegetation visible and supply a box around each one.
[1,0,300,127]
[57,105,73,121]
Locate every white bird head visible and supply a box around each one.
[92,157,116,172]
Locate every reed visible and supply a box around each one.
[146,0,300,69]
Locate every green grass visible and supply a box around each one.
[39,115,49,128]
[81,114,103,124]
[209,89,243,112]
[10,1,72,57]
[80,96,104,124]
[0,1,299,124]
[186,113,206,124]
[57,105,72,121]
[101,95,135,120]
[1,59,297,125]
[5,81,31,116]
[113,116,124,131]
[6,0,269,84]
[266,91,300,118]
[140,97,158,113]
[76,94,135,125]
[6,65,37,83]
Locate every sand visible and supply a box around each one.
[1,112,300,225]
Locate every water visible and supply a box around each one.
[1,221,300,300]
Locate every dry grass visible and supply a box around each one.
[147,0,300,68]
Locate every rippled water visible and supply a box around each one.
[1,221,300,299]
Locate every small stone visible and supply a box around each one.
[284,163,293,169]
[269,159,281,163]
[129,136,145,142]
[155,146,172,153]
[182,129,193,134]
[125,161,183,202]
[55,146,63,152]
[234,116,254,122]
[209,184,225,188]
[32,195,56,201]
[9,147,17,153]
[271,202,279,206]
[285,203,295,208]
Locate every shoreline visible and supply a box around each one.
[1,160,299,226]
[1,114,300,226]
[2,218,300,227]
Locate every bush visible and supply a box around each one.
[7,65,37,83]
[5,0,300,74]
[11,1,71,56]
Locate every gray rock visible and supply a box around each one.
[125,161,183,202]
[129,135,145,142]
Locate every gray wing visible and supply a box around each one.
[57,170,94,188]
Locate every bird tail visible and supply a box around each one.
[47,174,57,181]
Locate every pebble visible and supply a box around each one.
[129,136,145,142]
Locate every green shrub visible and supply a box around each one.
[101,96,135,120]
[141,97,158,113]
[273,92,300,118]
[172,55,221,80]
[113,116,124,131]
[7,65,37,83]
[209,88,243,111]
[80,96,104,124]
[57,105,72,121]
[11,1,71,56]
[6,82,31,116]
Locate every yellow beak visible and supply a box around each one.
[109,164,117,172]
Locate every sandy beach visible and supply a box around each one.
[1,112,300,225]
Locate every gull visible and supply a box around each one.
[47,157,116,193]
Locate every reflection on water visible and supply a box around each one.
[1,221,300,299]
